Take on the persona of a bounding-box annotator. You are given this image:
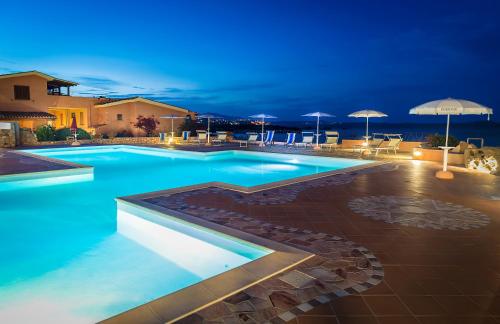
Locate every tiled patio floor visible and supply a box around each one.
[154,160,499,323]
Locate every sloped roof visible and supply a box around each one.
[0,71,78,86]
[94,96,189,113]
[0,111,57,120]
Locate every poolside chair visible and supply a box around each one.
[375,137,402,155]
[320,131,339,151]
[264,130,275,146]
[159,132,166,143]
[239,133,259,147]
[212,131,228,145]
[180,130,190,143]
[285,132,296,146]
[195,130,207,145]
[295,131,314,148]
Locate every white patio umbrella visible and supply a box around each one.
[348,110,388,143]
[198,114,221,144]
[160,114,185,142]
[249,114,277,146]
[410,98,493,179]
[302,112,335,149]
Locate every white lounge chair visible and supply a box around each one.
[239,133,259,147]
[295,131,314,148]
[320,131,339,151]
[375,138,402,155]
[212,131,227,145]
[195,130,207,144]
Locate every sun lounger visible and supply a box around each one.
[180,130,190,143]
[212,131,227,145]
[375,137,402,155]
[264,130,275,146]
[159,132,166,143]
[285,132,296,146]
[295,131,314,148]
[320,131,339,151]
[239,133,259,147]
[195,130,207,144]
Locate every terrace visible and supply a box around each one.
[0,143,498,324]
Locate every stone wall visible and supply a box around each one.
[35,136,164,146]
[465,146,499,175]
[0,122,15,148]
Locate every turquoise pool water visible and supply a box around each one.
[0,145,370,323]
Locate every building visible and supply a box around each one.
[0,71,195,136]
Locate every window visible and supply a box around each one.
[14,85,30,100]
[60,114,64,126]
[117,114,123,121]
[71,112,76,118]
[79,112,84,125]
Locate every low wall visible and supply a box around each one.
[412,148,465,165]
[340,140,422,153]
[35,136,164,146]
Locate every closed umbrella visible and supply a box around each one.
[160,114,185,143]
[348,110,388,143]
[302,112,335,149]
[198,114,222,144]
[69,116,80,146]
[409,98,493,179]
[249,114,277,146]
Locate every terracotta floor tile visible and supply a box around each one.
[335,316,378,324]
[375,316,420,324]
[363,296,410,316]
[434,295,487,315]
[296,315,338,324]
[330,296,372,316]
[400,295,447,316]
[361,281,394,295]
[416,316,500,324]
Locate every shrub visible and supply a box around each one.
[54,128,92,141]
[425,133,459,148]
[134,115,159,137]
[35,125,56,141]
[115,130,134,137]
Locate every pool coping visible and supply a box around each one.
[104,161,385,323]
[0,149,93,183]
[103,198,314,324]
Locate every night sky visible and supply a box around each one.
[0,0,498,121]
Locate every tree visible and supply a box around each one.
[178,115,203,135]
[134,115,159,137]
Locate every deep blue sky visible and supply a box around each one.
[0,0,498,121]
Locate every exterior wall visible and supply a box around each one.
[94,102,191,136]
[340,139,423,153]
[413,148,465,165]
[0,75,97,131]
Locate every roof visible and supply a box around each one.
[0,111,57,120]
[0,71,78,87]
[94,96,190,113]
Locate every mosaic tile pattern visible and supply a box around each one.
[222,163,399,206]
[144,188,384,323]
[348,195,490,230]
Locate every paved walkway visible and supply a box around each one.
[158,160,500,324]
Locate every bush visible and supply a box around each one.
[35,125,56,141]
[54,128,92,141]
[426,133,460,148]
[115,130,134,137]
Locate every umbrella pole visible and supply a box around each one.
[366,116,369,143]
[207,118,211,145]
[261,118,265,146]
[443,114,451,172]
[316,115,320,148]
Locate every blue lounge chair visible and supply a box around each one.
[159,132,166,143]
[285,132,296,146]
[181,131,190,143]
[264,130,275,145]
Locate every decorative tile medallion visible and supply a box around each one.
[143,185,384,323]
[348,195,490,230]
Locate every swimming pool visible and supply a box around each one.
[0,145,371,323]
